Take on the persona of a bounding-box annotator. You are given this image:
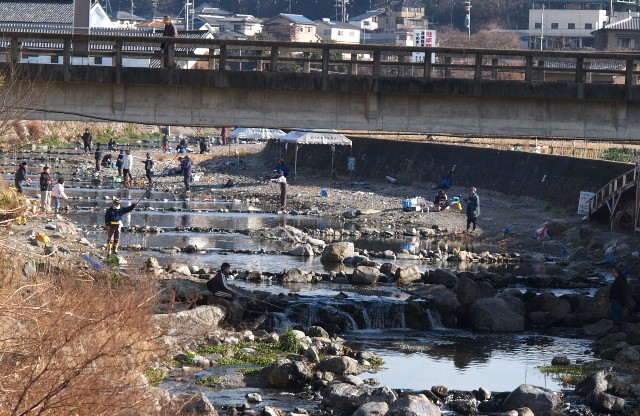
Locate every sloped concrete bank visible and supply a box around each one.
[264,137,632,210]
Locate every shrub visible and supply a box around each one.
[26,121,45,141]
[601,147,635,162]
[278,328,304,353]
[0,259,166,415]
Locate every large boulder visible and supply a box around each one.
[387,394,441,416]
[167,391,218,415]
[351,266,381,285]
[586,391,626,413]
[287,244,314,256]
[318,356,359,375]
[282,268,315,283]
[425,268,458,288]
[322,382,370,413]
[321,242,355,263]
[501,384,562,415]
[546,219,571,237]
[526,293,572,325]
[573,370,611,396]
[159,278,207,304]
[407,285,460,327]
[354,402,390,416]
[395,265,422,285]
[262,359,311,390]
[165,262,192,276]
[470,298,525,332]
[154,305,225,345]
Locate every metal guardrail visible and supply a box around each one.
[1,32,640,84]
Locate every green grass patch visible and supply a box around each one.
[601,147,635,162]
[198,341,282,367]
[195,375,221,386]
[40,137,69,147]
[143,367,169,386]
[278,328,304,353]
[368,355,385,370]
[538,360,609,386]
[174,351,195,366]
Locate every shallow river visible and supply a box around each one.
[11,155,600,399]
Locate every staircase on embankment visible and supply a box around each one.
[589,167,640,232]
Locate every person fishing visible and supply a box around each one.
[104,198,137,255]
[206,262,238,301]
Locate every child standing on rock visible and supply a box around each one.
[51,178,68,219]
[104,198,137,255]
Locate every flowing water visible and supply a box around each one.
[10,151,601,400]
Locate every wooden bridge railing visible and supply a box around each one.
[589,167,639,230]
[1,32,640,84]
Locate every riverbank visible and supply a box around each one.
[4,141,640,415]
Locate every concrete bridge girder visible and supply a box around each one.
[5,64,640,140]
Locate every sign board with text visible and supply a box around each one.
[412,29,436,63]
[577,191,595,215]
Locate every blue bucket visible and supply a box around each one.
[321,189,328,197]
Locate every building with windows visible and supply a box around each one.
[593,15,640,50]
[315,19,361,44]
[263,14,319,42]
[527,0,638,50]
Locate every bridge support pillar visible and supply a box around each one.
[366,93,378,121]
[113,84,125,112]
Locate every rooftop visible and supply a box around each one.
[0,0,73,24]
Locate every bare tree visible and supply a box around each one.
[0,260,167,416]
[0,63,47,147]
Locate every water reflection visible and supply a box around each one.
[350,329,592,391]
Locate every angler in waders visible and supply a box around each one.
[104,198,137,255]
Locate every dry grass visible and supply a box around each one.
[0,254,167,415]
[0,186,29,226]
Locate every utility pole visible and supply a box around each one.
[540,5,544,50]
[464,0,471,40]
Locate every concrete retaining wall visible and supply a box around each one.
[265,137,633,210]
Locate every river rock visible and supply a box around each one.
[23,259,37,277]
[551,356,570,366]
[263,359,310,390]
[501,384,562,414]
[287,244,314,256]
[387,394,440,416]
[321,242,354,263]
[282,268,315,283]
[318,356,359,375]
[616,346,640,362]
[395,265,422,285]
[425,268,458,288]
[167,391,218,415]
[353,401,389,416]
[303,346,320,363]
[245,392,262,403]
[546,219,571,237]
[159,278,208,304]
[351,266,381,285]
[154,305,225,346]
[322,382,370,413]
[587,391,626,413]
[360,386,398,405]
[470,298,525,332]
[573,370,612,397]
[582,319,614,336]
[379,262,398,276]
[263,406,286,416]
[166,262,192,276]
[526,293,571,325]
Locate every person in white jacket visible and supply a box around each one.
[51,178,69,219]
[122,150,133,188]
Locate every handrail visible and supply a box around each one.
[589,167,637,214]
[1,31,640,83]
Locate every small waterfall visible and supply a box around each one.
[362,302,406,329]
[426,308,444,329]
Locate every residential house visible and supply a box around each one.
[115,11,145,27]
[377,0,428,32]
[218,14,262,37]
[349,9,384,44]
[315,19,361,44]
[263,14,319,42]
[0,0,211,69]
[0,0,113,31]
[592,15,640,50]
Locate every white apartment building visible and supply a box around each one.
[528,7,608,49]
[316,19,361,44]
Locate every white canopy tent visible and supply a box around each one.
[229,128,286,141]
[280,129,352,180]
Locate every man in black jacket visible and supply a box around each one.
[161,15,177,52]
[14,162,27,194]
[39,166,52,212]
[206,262,238,301]
[609,265,630,326]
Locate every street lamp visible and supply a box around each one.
[464,0,471,40]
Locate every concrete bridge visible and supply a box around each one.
[2,32,640,140]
